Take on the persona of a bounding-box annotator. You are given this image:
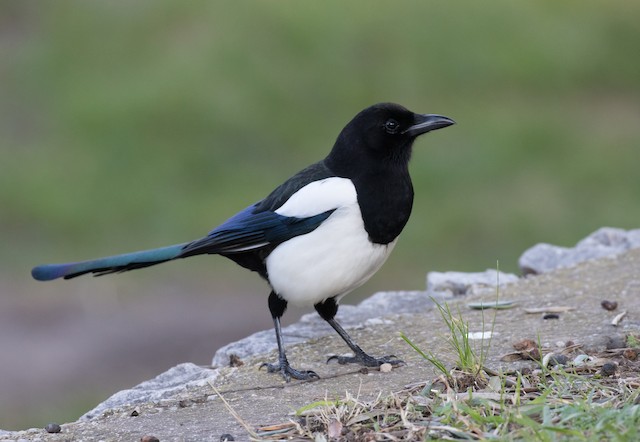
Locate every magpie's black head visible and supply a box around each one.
[327,103,455,171]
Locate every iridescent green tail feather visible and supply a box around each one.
[31,243,189,281]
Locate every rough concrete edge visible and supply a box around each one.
[518,226,640,275]
[80,267,520,422]
[80,362,221,420]
[80,289,444,421]
[5,226,640,435]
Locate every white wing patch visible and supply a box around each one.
[275,177,357,218]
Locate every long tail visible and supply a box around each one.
[31,242,191,281]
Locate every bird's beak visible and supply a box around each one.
[403,114,455,137]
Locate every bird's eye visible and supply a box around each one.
[384,119,400,134]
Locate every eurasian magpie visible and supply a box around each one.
[32,103,455,381]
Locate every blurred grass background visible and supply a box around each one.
[1,0,639,431]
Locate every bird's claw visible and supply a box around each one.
[260,361,319,382]
[327,353,404,367]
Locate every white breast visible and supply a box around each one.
[266,178,397,306]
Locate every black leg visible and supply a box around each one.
[315,298,403,367]
[260,291,319,382]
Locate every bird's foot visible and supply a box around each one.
[327,352,404,368]
[260,360,319,382]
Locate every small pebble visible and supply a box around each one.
[513,339,538,352]
[548,354,569,367]
[527,347,541,360]
[141,436,159,442]
[623,348,638,360]
[573,354,591,365]
[45,423,61,434]
[510,340,540,360]
[601,300,618,311]
[379,363,393,373]
[601,362,617,376]
[606,336,627,349]
[229,354,244,367]
[220,434,235,441]
[130,407,140,417]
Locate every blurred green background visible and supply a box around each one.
[2,0,639,431]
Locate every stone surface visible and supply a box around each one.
[74,290,439,422]
[519,227,640,275]
[64,230,640,423]
[211,290,435,367]
[3,229,640,440]
[81,363,220,420]
[2,246,639,441]
[426,269,519,296]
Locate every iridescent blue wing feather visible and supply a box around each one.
[180,203,334,256]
